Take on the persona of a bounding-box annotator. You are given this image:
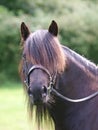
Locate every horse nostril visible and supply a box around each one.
[42,86,47,94]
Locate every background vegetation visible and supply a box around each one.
[0,0,98,82]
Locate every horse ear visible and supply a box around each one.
[48,20,58,36]
[20,22,30,41]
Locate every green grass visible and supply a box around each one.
[0,82,54,130]
[0,82,31,130]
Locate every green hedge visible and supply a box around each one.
[0,6,20,82]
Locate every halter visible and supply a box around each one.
[23,55,56,96]
[23,56,98,103]
[26,65,56,95]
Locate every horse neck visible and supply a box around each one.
[59,46,98,97]
[51,67,98,130]
[49,47,98,130]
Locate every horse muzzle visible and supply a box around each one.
[28,85,49,105]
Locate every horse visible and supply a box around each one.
[19,20,98,130]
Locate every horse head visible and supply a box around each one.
[20,20,65,106]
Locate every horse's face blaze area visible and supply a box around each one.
[28,69,50,105]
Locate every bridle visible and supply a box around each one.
[23,56,98,103]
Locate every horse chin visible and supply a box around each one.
[28,98,49,128]
[28,94,54,129]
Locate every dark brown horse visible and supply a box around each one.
[19,20,98,130]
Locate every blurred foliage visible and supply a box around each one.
[0,0,98,82]
[0,0,34,15]
[0,6,21,83]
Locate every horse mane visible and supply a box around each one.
[24,30,66,75]
[62,46,98,75]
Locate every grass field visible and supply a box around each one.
[0,82,54,130]
[0,82,32,130]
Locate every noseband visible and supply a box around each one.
[23,57,98,103]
